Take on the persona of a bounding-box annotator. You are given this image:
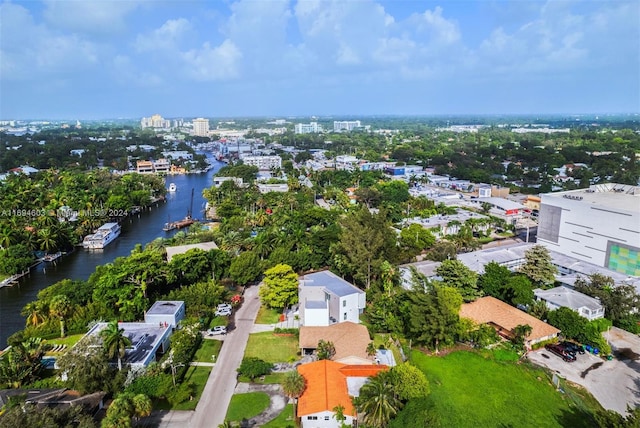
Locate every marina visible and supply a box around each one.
[0,156,224,347]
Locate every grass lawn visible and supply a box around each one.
[44,334,84,351]
[193,339,223,363]
[238,372,287,384]
[411,350,601,428]
[226,392,270,422]
[255,306,281,324]
[209,316,227,328]
[155,366,212,411]
[245,332,299,363]
[263,404,295,427]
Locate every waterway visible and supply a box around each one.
[0,156,224,347]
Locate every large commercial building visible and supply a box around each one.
[241,155,282,170]
[537,184,640,276]
[141,114,171,129]
[294,122,322,134]
[192,118,210,137]
[333,120,361,132]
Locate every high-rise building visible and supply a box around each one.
[537,183,640,276]
[333,120,361,132]
[192,118,210,137]
[294,122,322,134]
[141,114,171,129]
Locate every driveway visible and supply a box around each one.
[527,328,640,415]
[190,284,262,428]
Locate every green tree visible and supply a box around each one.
[436,259,481,302]
[21,301,48,328]
[317,340,336,360]
[354,373,403,428]
[547,307,588,339]
[388,363,430,401]
[478,262,511,298]
[399,223,436,253]
[504,275,534,307]
[229,250,263,286]
[259,263,299,311]
[406,285,462,353]
[237,357,273,381]
[575,273,640,329]
[518,245,557,287]
[100,320,132,371]
[49,294,73,338]
[512,324,533,349]
[282,370,306,423]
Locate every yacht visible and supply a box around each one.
[168,183,177,192]
[82,222,121,249]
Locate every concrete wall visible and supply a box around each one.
[301,410,354,428]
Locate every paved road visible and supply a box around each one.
[190,285,262,428]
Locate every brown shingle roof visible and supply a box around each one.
[460,296,560,342]
[299,322,371,362]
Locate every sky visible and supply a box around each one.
[0,0,638,120]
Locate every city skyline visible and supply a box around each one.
[1,0,638,120]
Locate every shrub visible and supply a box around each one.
[237,357,273,381]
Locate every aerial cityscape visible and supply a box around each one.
[0,1,639,428]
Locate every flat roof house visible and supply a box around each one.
[145,300,186,328]
[534,286,605,321]
[460,296,560,349]
[299,271,365,327]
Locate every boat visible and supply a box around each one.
[82,222,121,249]
[163,188,197,232]
[168,183,177,192]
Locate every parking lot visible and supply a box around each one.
[527,327,640,415]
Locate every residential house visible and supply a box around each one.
[534,286,605,321]
[299,271,365,327]
[297,360,388,428]
[144,300,186,328]
[460,296,560,349]
[299,322,373,365]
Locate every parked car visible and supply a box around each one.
[207,326,227,336]
[217,303,232,311]
[215,308,232,316]
[545,344,577,362]
[559,341,585,355]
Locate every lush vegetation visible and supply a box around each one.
[225,392,271,422]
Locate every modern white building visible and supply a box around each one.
[295,122,322,134]
[537,184,640,277]
[192,118,210,137]
[144,300,186,328]
[333,120,361,132]
[299,270,366,327]
[241,155,282,170]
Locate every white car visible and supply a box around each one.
[217,303,232,311]
[215,308,232,316]
[207,326,227,336]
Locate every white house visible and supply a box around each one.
[299,271,365,327]
[534,286,605,321]
[144,300,186,328]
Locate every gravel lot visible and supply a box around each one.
[527,327,640,415]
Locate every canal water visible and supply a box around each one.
[0,157,224,347]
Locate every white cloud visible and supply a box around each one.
[135,18,192,53]
[112,55,163,87]
[0,2,99,80]
[182,40,242,81]
[43,0,141,35]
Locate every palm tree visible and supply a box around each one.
[131,393,152,422]
[354,373,402,428]
[49,295,73,338]
[282,370,306,423]
[101,320,132,371]
[21,301,47,327]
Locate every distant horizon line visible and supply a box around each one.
[3,112,640,122]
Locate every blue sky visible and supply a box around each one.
[0,0,638,120]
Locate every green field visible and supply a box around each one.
[158,366,212,411]
[193,339,223,363]
[263,404,295,428]
[226,392,270,422]
[244,332,299,363]
[410,351,601,428]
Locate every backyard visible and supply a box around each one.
[410,350,602,427]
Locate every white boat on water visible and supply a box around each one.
[168,183,177,192]
[82,222,121,249]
